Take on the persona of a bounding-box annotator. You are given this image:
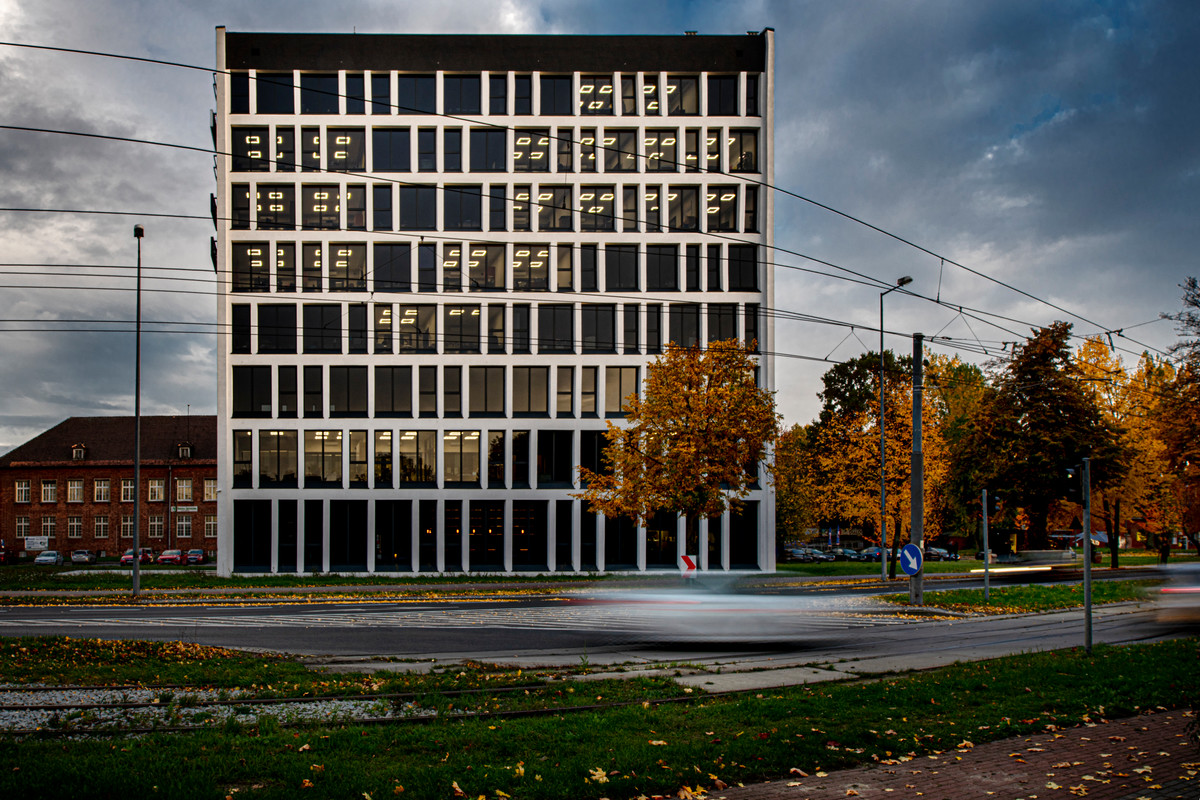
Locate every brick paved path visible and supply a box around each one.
[715,711,1197,800]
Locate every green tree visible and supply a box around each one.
[927,354,991,544]
[969,322,1126,550]
[576,340,779,561]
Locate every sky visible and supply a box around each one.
[0,0,1197,453]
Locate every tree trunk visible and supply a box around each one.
[1110,498,1121,569]
[887,516,904,580]
[685,513,699,570]
[1027,503,1050,550]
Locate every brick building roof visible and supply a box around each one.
[0,416,216,467]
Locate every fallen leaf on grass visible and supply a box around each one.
[452,781,467,797]
[649,740,668,746]
[299,744,311,752]
[789,768,808,777]
[300,780,314,789]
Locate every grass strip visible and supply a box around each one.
[1,637,1197,799]
[883,580,1159,613]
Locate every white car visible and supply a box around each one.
[33,550,63,566]
[70,549,97,565]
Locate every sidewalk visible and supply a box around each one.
[715,710,1197,800]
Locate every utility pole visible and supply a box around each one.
[909,333,924,606]
[1083,457,1092,653]
[981,489,990,603]
[879,275,912,581]
[132,224,144,597]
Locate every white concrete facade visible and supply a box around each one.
[214,29,775,576]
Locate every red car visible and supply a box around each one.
[186,549,208,565]
[156,549,186,565]
[119,548,154,565]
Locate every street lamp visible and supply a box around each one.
[133,224,144,597]
[880,275,913,581]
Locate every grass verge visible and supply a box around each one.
[0,637,1196,799]
[883,580,1159,613]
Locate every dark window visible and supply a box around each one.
[579,75,614,115]
[512,431,530,487]
[580,429,607,476]
[346,185,366,230]
[347,303,368,354]
[468,243,504,291]
[444,128,462,171]
[329,244,366,292]
[514,74,532,115]
[669,186,700,231]
[605,245,638,291]
[707,75,738,115]
[278,365,297,418]
[606,366,638,417]
[707,244,722,291]
[580,244,598,292]
[538,186,573,230]
[443,185,482,230]
[328,128,366,171]
[232,127,269,172]
[556,244,573,291]
[374,304,393,353]
[443,366,462,418]
[487,431,506,487]
[398,185,436,230]
[230,72,249,114]
[255,73,293,114]
[469,366,505,417]
[330,366,368,417]
[537,304,573,353]
[300,73,338,114]
[346,73,365,114]
[417,128,436,171]
[729,129,758,173]
[233,431,252,487]
[256,184,294,231]
[232,366,271,418]
[373,184,393,230]
[301,127,321,172]
[371,72,391,114]
[470,129,506,171]
[258,304,296,353]
[303,304,341,353]
[623,305,640,354]
[417,244,437,292]
[232,305,251,353]
[443,74,481,114]
[513,244,549,290]
[536,431,573,486]
[557,127,573,172]
[512,367,549,416]
[418,367,437,417]
[686,244,701,291]
[444,305,481,353]
[684,128,700,172]
[744,185,758,233]
[374,243,410,292]
[746,75,759,116]
[669,303,700,348]
[556,366,574,416]
[396,74,435,114]
[514,128,550,172]
[397,304,436,352]
[580,185,615,231]
[489,74,507,114]
[708,303,737,343]
[487,304,505,352]
[728,244,759,291]
[581,367,598,416]
[745,303,760,352]
[232,242,270,292]
[667,75,699,115]
[302,243,322,292]
[621,74,637,115]
[301,185,339,229]
[488,184,506,231]
[646,245,678,291]
[646,304,662,354]
[603,129,638,172]
[303,366,322,418]
[231,184,250,229]
[372,128,410,171]
[539,75,573,115]
[512,304,531,353]
[276,243,296,292]
[581,304,616,353]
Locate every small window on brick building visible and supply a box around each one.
[72,444,86,460]
[178,444,192,459]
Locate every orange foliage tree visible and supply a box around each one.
[575,339,779,558]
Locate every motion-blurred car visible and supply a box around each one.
[156,549,186,565]
[186,549,208,565]
[829,547,864,562]
[119,548,154,566]
[70,549,97,565]
[800,547,835,563]
[925,547,960,562]
[1156,563,1200,626]
[33,550,63,566]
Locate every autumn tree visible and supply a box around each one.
[1159,277,1200,551]
[773,423,816,540]
[576,339,779,560]
[926,354,991,542]
[968,322,1126,549]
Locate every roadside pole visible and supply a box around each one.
[1083,457,1092,653]
[981,488,990,603]
[909,333,924,606]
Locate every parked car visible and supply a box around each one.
[829,547,864,562]
[157,549,186,565]
[801,547,836,563]
[0,547,16,566]
[119,548,155,566]
[186,549,208,565]
[70,549,97,565]
[925,547,960,562]
[859,546,885,562]
[34,550,63,566]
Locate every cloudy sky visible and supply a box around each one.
[0,0,1196,453]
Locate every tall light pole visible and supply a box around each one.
[133,224,144,597]
[880,275,913,581]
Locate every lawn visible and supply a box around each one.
[882,580,1159,613]
[0,636,1197,799]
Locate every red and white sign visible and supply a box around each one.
[681,555,696,573]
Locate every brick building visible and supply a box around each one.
[0,416,217,558]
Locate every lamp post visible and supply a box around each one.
[133,224,144,597]
[880,275,913,581]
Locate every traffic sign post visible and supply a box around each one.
[900,543,923,577]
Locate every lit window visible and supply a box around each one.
[67,480,83,503]
[177,478,193,502]
[94,479,110,502]
[14,480,30,503]
[41,480,56,503]
[148,479,165,502]
[204,478,217,502]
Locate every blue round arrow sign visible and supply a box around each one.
[900,543,923,576]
